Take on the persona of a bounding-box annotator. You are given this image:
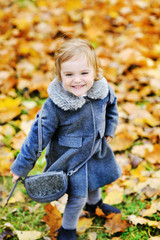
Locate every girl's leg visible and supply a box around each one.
[87,188,101,205]
[85,188,121,216]
[62,195,87,230]
[57,195,86,239]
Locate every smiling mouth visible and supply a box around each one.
[72,85,85,89]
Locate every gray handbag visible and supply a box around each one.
[5,106,91,205]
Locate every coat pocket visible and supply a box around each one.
[58,136,82,148]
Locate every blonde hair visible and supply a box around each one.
[54,38,102,81]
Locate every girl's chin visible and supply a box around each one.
[70,88,87,97]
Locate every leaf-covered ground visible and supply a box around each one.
[0,0,160,239]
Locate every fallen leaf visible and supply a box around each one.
[11,131,27,150]
[1,124,16,136]
[15,230,42,240]
[51,194,68,214]
[0,97,21,123]
[122,103,159,126]
[140,205,157,217]
[145,144,160,164]
[0,227,15,239]
[104,213,129,234]
[43,204,62,239]
[22,100,37,109]
[77,217,93,234]
[0,147,14,176]
[95,207,106,218]
[141,185,159,199]
[8,190,25,204]
[103,191,123,205]
[148,237,160,240]
[110,133,135,151]
[128,215,160,229]
[63,0,83,11]
[20,120,33,136]
[129,153,143,168]
[88,231,97,240]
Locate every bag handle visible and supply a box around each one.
[37,104,43,158]
[38,101,96,177]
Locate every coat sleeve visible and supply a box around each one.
[105,86,119,138]
[11,98,59,177]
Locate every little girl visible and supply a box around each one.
[11,38,122,240]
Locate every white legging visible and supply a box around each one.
[62,188,101,230]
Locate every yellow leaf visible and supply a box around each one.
[15,230,42,240]
[103,191,123,205]
[130,162,147,181]
[0,147,14,176]
[135,116,159,127]
[36,0,48,7]
[122,178,138,191]
[9,190,25,204]
[145,144,160,164]
[77,217,93,234]
[109,11,118,18]
[12,18,30,31]
[105,67,117,82]
[110,133,135,151]
[63,0,83,11]
[0,97,21,123]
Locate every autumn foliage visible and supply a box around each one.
[0,0,160,239]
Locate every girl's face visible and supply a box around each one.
[60,55,95,97]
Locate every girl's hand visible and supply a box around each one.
[10,171,20,184]
[106,136,112,143]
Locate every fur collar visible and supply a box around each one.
[47,77,109,111]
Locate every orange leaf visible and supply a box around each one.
[95,207,106,218]
[145,144,160,164]
[43,204,62,239]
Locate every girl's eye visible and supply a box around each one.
[65,73,73,77]
[81,72,88,75]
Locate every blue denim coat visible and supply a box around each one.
[11,77,122,197]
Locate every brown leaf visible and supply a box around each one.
[104,213,129,234]
[43,204,62,239]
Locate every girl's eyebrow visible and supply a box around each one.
[62,71,73,73]
[81,69,90,71]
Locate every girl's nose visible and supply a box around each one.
[74,75,81,83]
